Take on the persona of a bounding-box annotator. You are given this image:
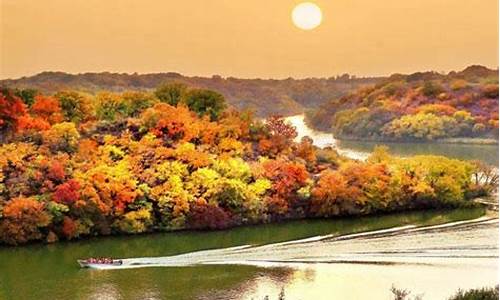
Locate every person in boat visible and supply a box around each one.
[88,257,109,264]
[84,257,121,265]
[80,257,122,266]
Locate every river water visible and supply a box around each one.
[0,116,498,300]
[285,115,499,165]
[0,208,496,300]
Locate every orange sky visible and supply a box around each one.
[1,0,498,79]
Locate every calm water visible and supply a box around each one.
[0,208,496,300]
[286,115,499,165]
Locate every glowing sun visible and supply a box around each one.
[292,2,323,30]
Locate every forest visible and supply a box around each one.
[306,65,499,142]
[0,71,381,117]
[0,84,497,245]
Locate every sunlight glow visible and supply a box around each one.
[292,2,323,30]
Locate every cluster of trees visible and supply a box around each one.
[0,71,382,117]
[0,85,495,245]
[307,65,499,141]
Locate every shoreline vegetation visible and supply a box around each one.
[0,82,497,246]
[305,65,499,144]
[262,285,500,300]
[390,285,499,300]
[3,207,489,248]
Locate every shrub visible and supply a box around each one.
[482,84,499,99]
[114,209,153,233]
[187,202,233,230]
[422,80,444,97]
[448,286,499,300]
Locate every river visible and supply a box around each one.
[0,116,498,300]
[285,115,499,165]
[0,208,497,300]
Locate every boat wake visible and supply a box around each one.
[88,216,498,270]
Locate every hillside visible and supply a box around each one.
[0,72,381,117]
[306,65,499,142]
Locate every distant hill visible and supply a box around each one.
[306,65,499,142]
[0,72,382,117]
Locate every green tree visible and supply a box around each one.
[14,88,39,107]
[95,92,126,121]
[184,89,227,120]
[54,91,92,123]
[154,82,187,106]
[120,91,157,117]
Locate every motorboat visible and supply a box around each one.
[78,258,123,268]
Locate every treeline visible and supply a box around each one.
[0,71,381,117]
[0,85,496,245]
[306,65,499,142]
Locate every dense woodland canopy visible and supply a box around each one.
[306,65,499,141]
[0,72,380,117]
[0,84,496,245]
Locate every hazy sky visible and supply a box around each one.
[1,0,498,79]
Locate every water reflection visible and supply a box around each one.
[285,114,499,165]
[0,209,491,300]
[338,140,499,166]
[200,267,295,300]
[232,259,497,300]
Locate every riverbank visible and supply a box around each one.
[0,208,488,251]
[0,204,489,248]
[302,110,499,146]
[288,114,499,165]
[333,135,499,145]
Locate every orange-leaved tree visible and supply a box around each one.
[0,197,51,245]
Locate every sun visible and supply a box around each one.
[292,2,322,30]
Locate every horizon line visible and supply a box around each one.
[1,64,498,82]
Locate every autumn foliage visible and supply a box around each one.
[31,95,63,124]
[53,179,81,204]
[307,66,499,141]
[0,197,51,245]
[0,89,27,134]
[0,85,492,245]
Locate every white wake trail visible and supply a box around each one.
[87,216,498,270]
